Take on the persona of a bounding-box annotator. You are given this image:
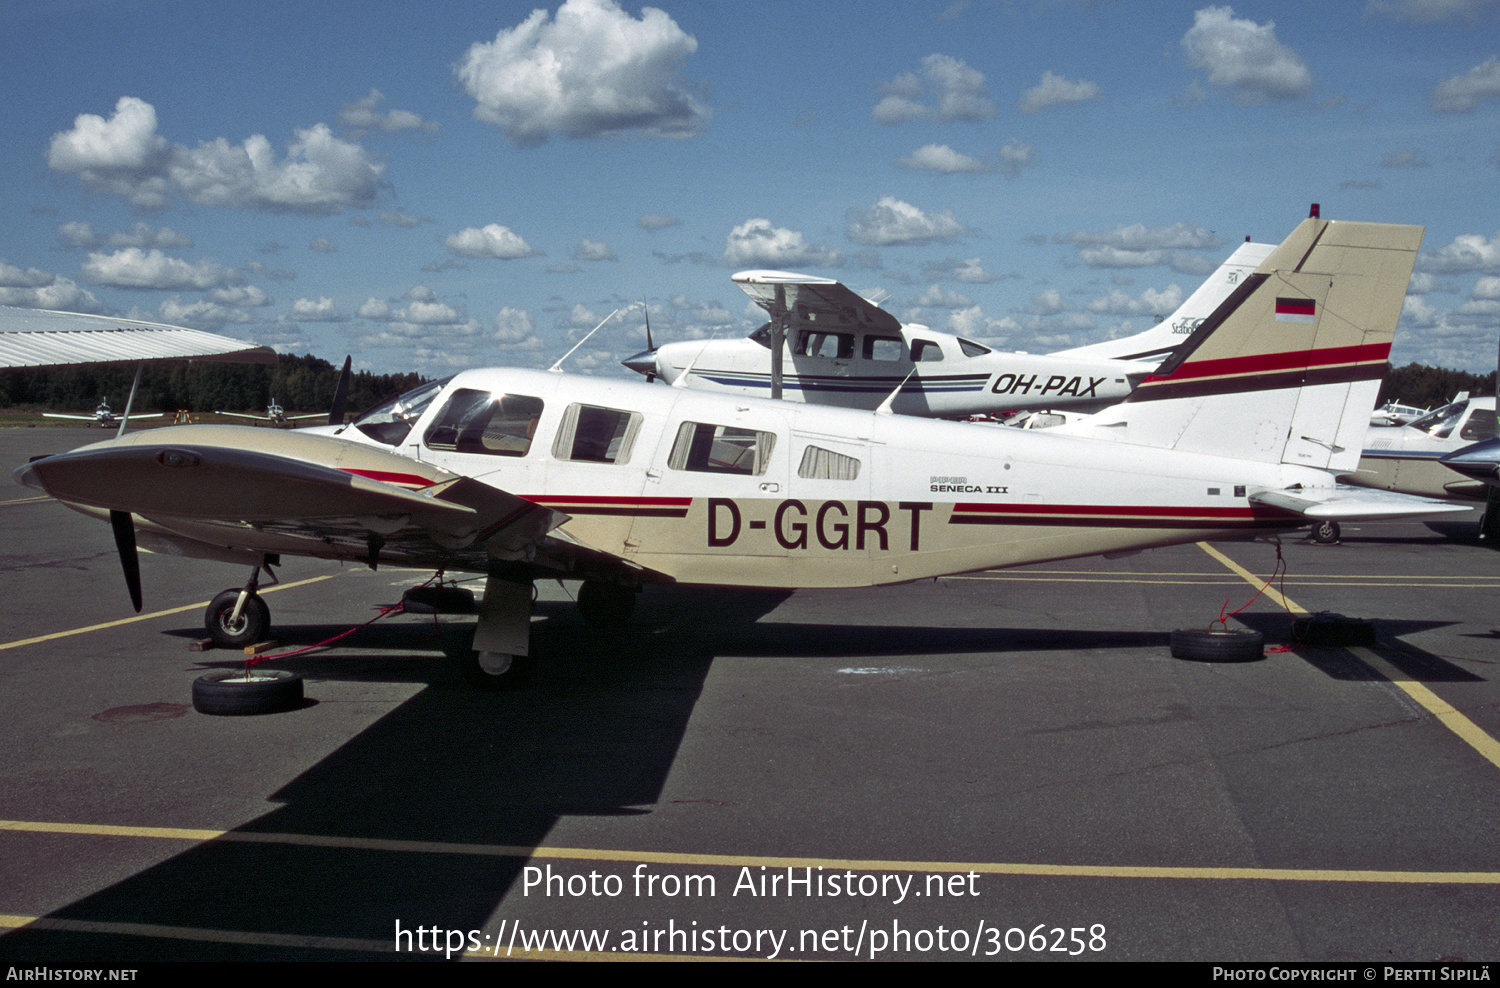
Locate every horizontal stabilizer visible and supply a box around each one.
[1250,486,1468,521]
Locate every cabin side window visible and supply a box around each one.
[795,330,854,359]
[1461,412,1496,442]
[797,445,861,480]
[423,389,545,456]
[862,336,905,361]
[911,339,944,362]
[667,422,776,476]
[552,404,642,464]
[957,338,992,358]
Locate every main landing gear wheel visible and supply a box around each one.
[192,668,303,715]
[576,581,636,627]
[1311,520,1341,544]
[454,634,533,690]
[1169,627,1265,662]
[205,589,270,649]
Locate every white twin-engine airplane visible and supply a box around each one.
[16,211,1459,691]
[622,239,1275,417]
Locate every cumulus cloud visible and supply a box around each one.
[1367,0,1499,21]
[48,97,385,214]
[445,223,538,259]
[897,143,989,173]
[917,284,975,308]
[1018,71,1102,114]
[1432,56,1500,112]
[1058,222,1220,273]
[0,261,58,288]
[574,239,617,261]
[0,276,105,313]
[1181,6,1313,104]
[873,54,995,124]
[339,89,438,133]
[996,139,1037,179]
[639,213,681,230]
[289,297,344,321]
[846,197,966,247]
[723,219,842,268]
[493,306,542,349]
[80,248,240,290]
[455,0,709,145]
[1087,284,1187,316]
[1418,232,1500,273]
[1381,148,1431,168]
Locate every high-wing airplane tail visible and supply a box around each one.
[1052,238,1276,364]
[1076,210,1422,476]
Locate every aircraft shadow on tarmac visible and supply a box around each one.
[4,586,1483,961]
[1231,612,1484,683]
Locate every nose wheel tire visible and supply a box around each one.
[205,589,271,649]
[453,634,533,690]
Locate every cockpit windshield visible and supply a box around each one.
[1407,400,1468,439]
[349,376,452,446]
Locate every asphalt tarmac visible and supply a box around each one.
[1,426,1498,963]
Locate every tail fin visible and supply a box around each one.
[1083,212,1422,475]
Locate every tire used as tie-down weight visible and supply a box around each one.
[192,668,303,715]
[1169,627,1265,662]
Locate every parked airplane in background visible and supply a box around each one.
[18,210,1450,708]
[623,240,1274,418]
[216,400,324,428]
[43,398,165,428]
[1369,400,1430,427]
[1345,393,1497,502]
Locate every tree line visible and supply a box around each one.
[0,353,425,417]
[1377,363,1496,411]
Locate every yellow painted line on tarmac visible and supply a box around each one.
[1197,542,1500,773]
[0,494,52,506]
[0,575,336,652]
[3,818,1498,885]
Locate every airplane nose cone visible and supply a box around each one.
[13,458,44,491]
[1440,438,1500,482]
[622,348,658,378]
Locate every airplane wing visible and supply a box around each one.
[0,307,277,368]
[215,411,274,422]
[1250,486,1469,521]
[732,270,903,333]
[15,430,572,573]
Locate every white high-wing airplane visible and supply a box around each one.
[43,398,166,428]
[17,212,1456,702]
[622,239,1275,418]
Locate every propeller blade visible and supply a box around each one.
[328,355,352,426]
[110,509,142,613]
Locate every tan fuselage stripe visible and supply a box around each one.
[1196,541,1500,772]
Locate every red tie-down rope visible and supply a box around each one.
[1213,539,1300,653]
[243,573,450,666]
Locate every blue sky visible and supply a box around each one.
[2,0,1498,380]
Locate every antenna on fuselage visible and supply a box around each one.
[549,308,620,373]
